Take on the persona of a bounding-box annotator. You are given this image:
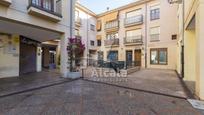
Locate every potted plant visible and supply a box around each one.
[67,37,85,79]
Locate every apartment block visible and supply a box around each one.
[0,0,75,78]
[96,0,178,69]
[75,3,97,66]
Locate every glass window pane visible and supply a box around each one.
[159,50,167,64]
[151,50,158,64]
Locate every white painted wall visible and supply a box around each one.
[76,6,97,66]
[0,35,19,78]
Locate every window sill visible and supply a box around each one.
[150,40,160,42]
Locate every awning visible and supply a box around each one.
[104,11,119,22]
[96,20,102,31]
[96,35,102,40]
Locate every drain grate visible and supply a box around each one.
[188,99,204,110]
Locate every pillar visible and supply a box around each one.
[36,46,42,72]
[195,2,204,100]
[60,33,69,78]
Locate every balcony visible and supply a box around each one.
[105,20,119,32]
[124,15,143,27]
[150,34,160,42]
[27,0,62,22]
[104,39,119,46]
[124,36,143,45]
[0,0,11,6]
[75,17,82,27]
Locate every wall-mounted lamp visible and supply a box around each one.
[167,0,182,4]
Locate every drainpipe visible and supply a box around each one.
[145,3,148,68]
[70,0,73,38]
[86,14,89,66]
[181,0,185,79]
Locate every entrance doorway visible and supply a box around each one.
[126,51,133,66]
[20,37,37,75]
[42,46,57,69]
[107,51,118,61]
[135,49,141,66]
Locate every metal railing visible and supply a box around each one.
[28,0,62,17]
[124,36,143,44]
[124,15,143,27]
[104,39,119,46]
[88,59,140,70]
[105,20,119,30]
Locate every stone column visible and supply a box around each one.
[36,46,42,72]
[60,33,69,78]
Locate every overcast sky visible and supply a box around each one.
[78,0,138,14]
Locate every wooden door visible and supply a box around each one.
[135,50,141,66]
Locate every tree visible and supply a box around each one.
[67,37,85,72]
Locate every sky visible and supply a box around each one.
[78,0,138,14]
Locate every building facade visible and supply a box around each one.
[96,0,178,69]
[176,0,204,100]
[75,3,97,66]
[0,0,75,78]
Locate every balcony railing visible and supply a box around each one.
[0,0,11,6]
[28,0,62,19]
[150,34,160,42]
[124,15,143,27]
[104,39,119,46]
[124,36,143,44]
[105,20,119,31]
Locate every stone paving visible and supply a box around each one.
[0,80,203,115]
[84,68,193,99]
[0,70,71,97]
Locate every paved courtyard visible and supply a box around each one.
[0,70,71,97]
[0,69,203,114]
[0,79,204,115]
[84,68,193,99]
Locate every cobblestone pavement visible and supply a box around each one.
[0,80,203,115]
[84,68,192,98]
[0,70,71,97]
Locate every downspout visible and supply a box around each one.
[86,14,89,66]
[145,3,148,68]
[181,0,185,79]
[70,0,73,37]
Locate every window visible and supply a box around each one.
[97,40,101,46]
[105,20,118,29]
[97,20,102,31]
[150,27,160,41]
[126,29,142,38]
[172,34,177,40]
[106,32,118,40]
[43,0,54,11]
[90,24,95,31]
[75,29,80,36]
[150,48,167,65]
[75,10,79,19]
[126,9,142,18]
[150,5,160,20]
[90,40,95,46]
